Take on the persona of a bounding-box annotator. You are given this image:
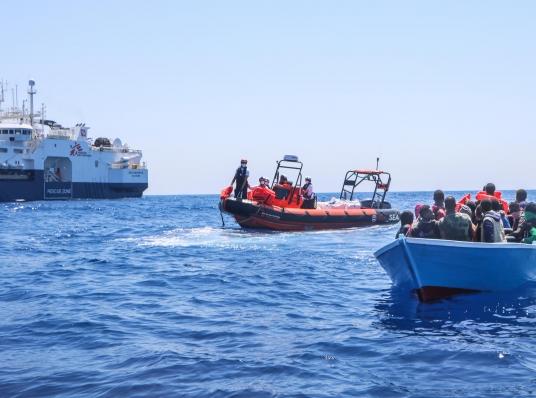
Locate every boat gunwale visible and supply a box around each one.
[404,237,536,250]
[374,238,403,257]
[375,237,536,259]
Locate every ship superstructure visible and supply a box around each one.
[0,80,148,201]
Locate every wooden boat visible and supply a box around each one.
[374,237,536,301]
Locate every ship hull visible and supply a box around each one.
[374,238,536,301]
[221,197,399,231]
[0,170,147,202]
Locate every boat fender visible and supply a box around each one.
[220,186,233,199]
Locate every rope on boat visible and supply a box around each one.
[218,201,226,227]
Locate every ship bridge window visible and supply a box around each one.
[14,149,23,154]
[15,129,21,135]
[0,148,7,153]
[9,129,14,134]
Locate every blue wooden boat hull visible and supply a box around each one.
[374,238,536,301]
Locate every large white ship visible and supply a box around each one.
[0,80,148,201]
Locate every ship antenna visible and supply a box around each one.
[0,81,4,112]
[15,84,18,111]
[376,157,380,170]
[28,80,36,125]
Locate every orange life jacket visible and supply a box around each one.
[455,193,471,212]
[251,186,275,205]
[475,191,509,212]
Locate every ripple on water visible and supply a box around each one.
[1,192,536,397]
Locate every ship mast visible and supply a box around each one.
[0,81,4,112]
[28,79,36,125]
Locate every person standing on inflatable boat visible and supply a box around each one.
[301,177,316,209]
[231,159,250,199]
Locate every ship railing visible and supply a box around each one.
[46,130,73,140]
[92,146,142,155]
[110,162,147,170]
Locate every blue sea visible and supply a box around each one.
[1,191,536,398]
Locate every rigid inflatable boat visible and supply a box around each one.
[220,156,400,231]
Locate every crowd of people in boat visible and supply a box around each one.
[396,183,536,244]
[230,159,317,208]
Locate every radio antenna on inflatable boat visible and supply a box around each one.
[376,157,380,170]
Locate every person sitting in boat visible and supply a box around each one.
[409,205,440,239]
[508,202,523,231]
[273,175,293,199]
[464,200,477,224]
[459,204,473,221]
[437,196,473,241]
[508,202,536,243]
[251,177,275,205]
[231,159,250,199]
[432,190,446,220]
[516,189,528,210]
[491,198,511,230]
[396,210,414,238]
[476,182,509,213]
[300,177,316,209]
[414,204,423,219]
[480,199,506,243]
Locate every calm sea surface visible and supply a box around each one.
[1,191,536,397]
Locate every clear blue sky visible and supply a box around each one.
[3,1,535,194]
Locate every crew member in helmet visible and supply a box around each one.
[301,177,316,209]
[230,159,250,199]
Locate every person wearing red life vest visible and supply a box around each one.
[251,177,275,205]
[475,182,509,213]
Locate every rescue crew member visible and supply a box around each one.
[301,177,316,209]
[230,159,250,199]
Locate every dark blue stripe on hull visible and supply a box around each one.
[72,182,148,199]
[0,171,147,201]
